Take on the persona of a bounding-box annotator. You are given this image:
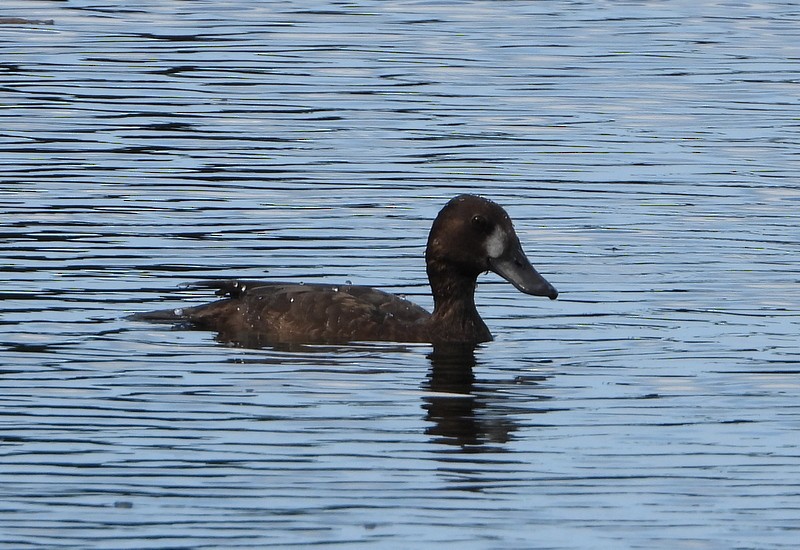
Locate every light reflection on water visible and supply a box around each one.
[2,1,799,548]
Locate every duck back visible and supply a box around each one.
[132,280,433,344]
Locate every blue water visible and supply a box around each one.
[1,1,798,548]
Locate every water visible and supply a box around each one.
[2,1,799,548]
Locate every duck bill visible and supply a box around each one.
[488,243,558,300]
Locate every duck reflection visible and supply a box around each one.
[178,333,553,453]
[423,344,550,452]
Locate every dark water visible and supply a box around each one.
[2,1,799,548]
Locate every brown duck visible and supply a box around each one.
[130,194,558,345]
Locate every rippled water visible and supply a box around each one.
[2,1,799,548]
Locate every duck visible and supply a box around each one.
[130,194,558,345]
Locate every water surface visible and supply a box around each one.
[1,1,799,548]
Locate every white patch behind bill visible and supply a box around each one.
[486,227,506,258]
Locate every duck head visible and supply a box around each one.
[425,194,558,300]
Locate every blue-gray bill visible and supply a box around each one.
[488,242,558,300]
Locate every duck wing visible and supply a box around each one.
[132,280,431,345]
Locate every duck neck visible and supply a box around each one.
[426,263,491,342]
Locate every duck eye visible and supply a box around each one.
[471,215,491,232]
